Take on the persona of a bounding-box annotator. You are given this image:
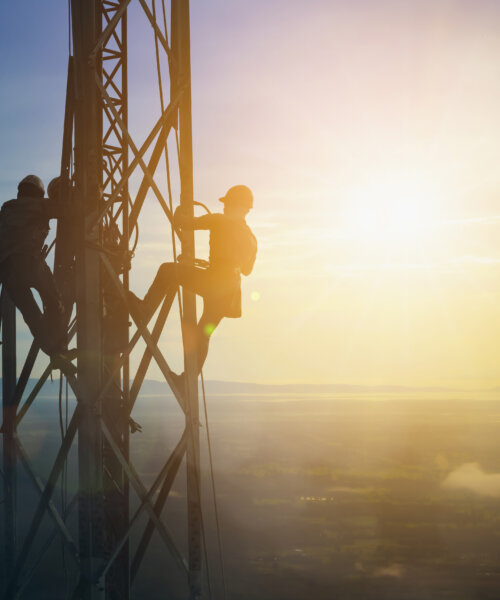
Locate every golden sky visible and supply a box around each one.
[3,1,500,387]
[177,0,500,387]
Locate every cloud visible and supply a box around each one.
[328,261,443,274]
[451,255,500,265]
[444,215,500,227]
[442,462,500,497]
[325,254,500,275]
[374,564,404,579]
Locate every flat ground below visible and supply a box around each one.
[3,392,500,599]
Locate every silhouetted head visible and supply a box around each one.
[47,176,61,201]
[219,185,253,218]
[18,174,45,198]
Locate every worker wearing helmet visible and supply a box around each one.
[130,184,257,385]
[0,175,66,356]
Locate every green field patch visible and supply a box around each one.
[252,497,292,506]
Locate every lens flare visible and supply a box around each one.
[203,323,216,336]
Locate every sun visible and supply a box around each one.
[342,175,439,247]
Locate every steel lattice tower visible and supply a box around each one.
[1,1,207,598]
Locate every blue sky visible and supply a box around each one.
[0,3,69,197]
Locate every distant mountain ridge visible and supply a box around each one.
[0,378,459,399]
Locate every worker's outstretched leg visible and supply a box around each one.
[4,282,45,344]
[138,262,178,319]
[196,306,223,374]
[170,307,222,395]
[32,260,65,350]
[157,264,220,371]
[136,262,209,321]
[2,256,56,355]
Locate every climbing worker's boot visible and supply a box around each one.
[170,371,185,397]
[50,349,78,377]
[129,416,143,433]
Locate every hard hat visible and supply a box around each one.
[219,185,253,209]
[18,174,45,196]
[47,176,61,200]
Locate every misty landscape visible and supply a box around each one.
[2,382,500,599]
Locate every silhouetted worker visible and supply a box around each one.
[130,185,257,387]
[0,175,65,356]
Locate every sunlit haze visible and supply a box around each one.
[2,1,500,388]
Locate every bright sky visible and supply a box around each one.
[2,1,500,387]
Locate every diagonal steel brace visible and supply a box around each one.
[14,435,79,563]
[100,420,188,574]
[97,429,187,582]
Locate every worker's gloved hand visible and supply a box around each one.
[173,205,186,225]
[173,205,191,240]
[129,417,142,434]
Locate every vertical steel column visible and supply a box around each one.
[54,56,76,312]
[100,2,130,597]
[1,294,16,594]
[172,1,202,598]
[72,1,105,597]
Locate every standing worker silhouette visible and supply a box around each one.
[0,175,66,356]
[130,185,257,388]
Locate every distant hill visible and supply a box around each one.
[198,381,456,394]
[0,377,458,400]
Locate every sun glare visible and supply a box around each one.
[343,176,439,246]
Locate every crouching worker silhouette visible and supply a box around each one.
[0,175,66,356]
[130,185,257,389]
